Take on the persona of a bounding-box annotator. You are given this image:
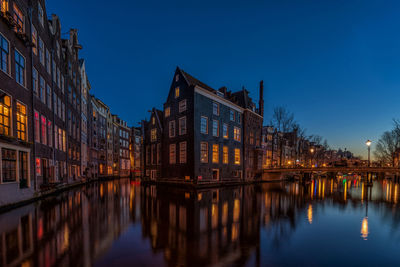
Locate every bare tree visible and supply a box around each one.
[374,130,400,166]
[270,107,296,132]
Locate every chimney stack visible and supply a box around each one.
[259,80,264,117]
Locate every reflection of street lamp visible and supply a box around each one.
[361,217,369,240]
[366,140,372,167]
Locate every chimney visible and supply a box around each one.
[259,80,264,117]
[218,86,227,96]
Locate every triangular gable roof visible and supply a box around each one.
[150,108,163,132]
[179,67,215,93]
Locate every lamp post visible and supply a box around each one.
[310,148,314,167]
[366,140,372,167]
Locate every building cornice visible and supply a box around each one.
[194,85,244,113]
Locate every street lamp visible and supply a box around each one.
[310,148,315,167]
[366,140,372,167]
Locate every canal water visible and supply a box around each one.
[0,177,400,266]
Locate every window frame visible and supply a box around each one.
[200,142,208,163]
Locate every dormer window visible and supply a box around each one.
[175,74,179,82]
[175,87,180,98]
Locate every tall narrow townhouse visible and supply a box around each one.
[0,0,34,204]
[113,115,130,177]
[62,29,82,181]
[94,97,107,177]
[143,108,163,181]
[79,59,90,177]
[106,109,113,176]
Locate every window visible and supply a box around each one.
[200,142,208,163]
[212,120,219,137]
[179,99,187,112]
[16,102,27,141]
[180,142,187,164]
[13,4,24,33]
[2,148,16,182]
[234,149,241,165]
[151,128,157,142]
[33,68,38,96]
[52,60,56,82]
[250,131,254,145]
[169,120,175,138]
[46,85,51,109]
[234,127,241,142]
[230,109,235,121]
[0,94,11,135]
[152,117,155,125]
[0,34,9,73]
[45,49,50,73]
[223,123,228,139]
[32,26,37,55]
[175,74,179,82]
[63,130,66,151]
[1,0,8,12]
[47,120,52,147]
[212,144,219,163]
[175,87,179,98]
[38,2,44,26]
[213,102,219,116]
[19,151,28,188]
[38,38,44,65]
[34,111,40,142]
[58,128,62,149]
[179,117,186,135]
[15,50,25,86]
[165,107,170,117]
[200,116,208,134]
[223,146,228,164]
[169,144,176,164]
[41,115,47,145]
[39,76,45,103]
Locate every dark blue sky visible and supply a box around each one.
[48,0,400,158]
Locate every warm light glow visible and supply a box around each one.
[361,217,369,240]
[310,148,314,153]
[365,140,372,147]
[307,204,313,224]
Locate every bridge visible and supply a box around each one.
[263,167,400,173]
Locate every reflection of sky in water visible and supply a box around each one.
[1,178,400,266]
[259,179,400,266]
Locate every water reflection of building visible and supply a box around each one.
[140,185,261,266]
[0,178,138,267]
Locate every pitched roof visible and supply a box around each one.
[179,68,215,92]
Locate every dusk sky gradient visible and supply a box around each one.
[48,0,400,158]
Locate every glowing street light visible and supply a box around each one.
[366,140,372,167]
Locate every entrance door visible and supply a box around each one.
[212,169,219,181]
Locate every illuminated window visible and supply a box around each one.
[34,111,40,142]
[13,4,24,33]
[165,107,170,117]
[223,123,228,139]
[169,144,176,164]
[200,142,208,163]
[63,130,66,151]
[41,115,47,145]
[38,2,44,26]
[223,146,228,164]
[2,148,16,182]
[212,120,219,137]
[32,26,37,55]
[234,127,241,142]
[179,116,186,135]
[151,128,157,142]
[0,34,9,73]
[1,0,9,13]
[16,102,27,141]
[234,148,241,165]
[15,50,25,86]
[212,144,219,163]
[0,94,11,135]
[179,142,187,164]
[200,116,208,134]
[169,120,175,138]
[213,102,219,115]
[152,116,155,125]
[175,87,179,98]
[179,99,187,113]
